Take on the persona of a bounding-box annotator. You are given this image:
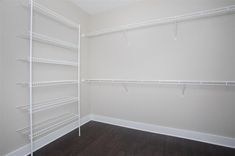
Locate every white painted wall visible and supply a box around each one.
[88,0,235,139]
[1,0,90,155]
[2,0,235,155]
[0,1,4,155]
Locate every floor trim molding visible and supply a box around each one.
[91,114,235,149]
[6,115,91,156]
[6,114,235,156]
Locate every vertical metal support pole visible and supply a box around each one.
[77,25,81,136]
[29,0,34,155]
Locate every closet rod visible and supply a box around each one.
[84,5,235,37]
[83,79,235,87]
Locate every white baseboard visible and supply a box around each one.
[6,115,91,156]
[6,114,235,156]
[90,114,235,149]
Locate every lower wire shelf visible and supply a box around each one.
[17,97,79,113]
[17,113,79,139]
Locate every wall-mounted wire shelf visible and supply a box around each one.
[23,1,79,29]
[19,32,78,50]
[17,97,79,113]
[17,57,78,67]
[83,79,235,87]
[84,5,235,37]
[17,113,79,139]
[17,80,79,87]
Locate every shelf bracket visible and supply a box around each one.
[122,83,129,93]
[173,20,178,40]
[123,29,131,47]
[225,81,229,91]
[182,84,186,96]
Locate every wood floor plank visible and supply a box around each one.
[34,121,235,156]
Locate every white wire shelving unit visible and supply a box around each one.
[83,5,235,37]
[17,1,81,155]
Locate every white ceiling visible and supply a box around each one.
[70,0,144,15]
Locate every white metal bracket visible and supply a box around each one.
[182,84,186,96]
[173,20,178,40]
[123,29,131,46]
[225,81,229,91]
[122,83,129,93]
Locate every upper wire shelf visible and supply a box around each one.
[17,113,79,139]
[19,32,78,50]
[23,1,79,29]
[17,57,78,67]
[84,5,235,37]
[17,97,79,113]
[83,79,235,87]
[17,80,79,87]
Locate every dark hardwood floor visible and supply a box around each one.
[34,121,235,156]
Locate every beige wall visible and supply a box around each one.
[88,0,235,138]
[0,1,4,155]
[1,0,89,155]
[1,0,235,155]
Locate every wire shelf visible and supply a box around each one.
[17,113,79,139]
[17,57,78,67]
[84,5,235,37]
[23,1,79,29]
[83,79,235,87]
[17,97,79,113]
[19,32,78,50]
[17,80,79,87]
